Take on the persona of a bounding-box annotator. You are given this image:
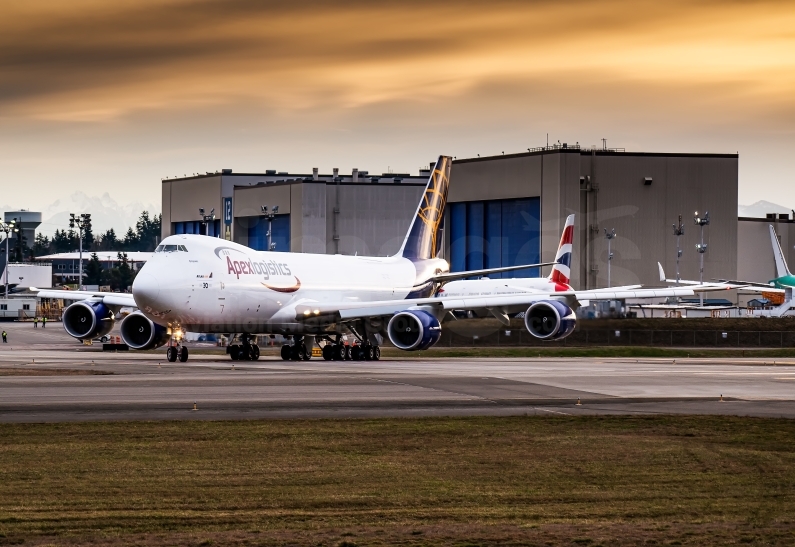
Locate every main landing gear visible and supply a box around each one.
[321,338,380,361]
[166,344,189,363]
[281,335,311,361]
[228,334,260,361]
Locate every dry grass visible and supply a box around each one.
[1,416,794,545]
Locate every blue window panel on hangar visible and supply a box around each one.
[450,203,467,273]
[449,197,540,279]
[465,202,485,271]
[248,215,291,252]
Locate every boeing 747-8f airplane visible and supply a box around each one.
[36,156,708,362]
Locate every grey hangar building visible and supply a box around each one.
[161,145,739,289]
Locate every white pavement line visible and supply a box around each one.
[533,407,570,415]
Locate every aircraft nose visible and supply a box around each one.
[132,272,160,308]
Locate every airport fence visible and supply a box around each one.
[437,329,795,348]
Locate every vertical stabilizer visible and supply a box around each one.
[549,214,575,285]
[398,155,452,260]
[769,224,791,278]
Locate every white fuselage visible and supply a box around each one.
[132,234,447,334]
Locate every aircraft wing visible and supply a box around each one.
[430,261,558,283]
[710,278,786,293]
[294,286,703,322]
[30,288,137,308]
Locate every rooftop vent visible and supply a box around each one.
[278,172,288,175]
[221,169,233,174]
[312,167,319,181]
[780,214,790,220]
[644,177,653,185]
[266,170,276,175]
[766,213,777,219]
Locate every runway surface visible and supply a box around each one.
[1,321,795,421]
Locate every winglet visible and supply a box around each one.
[658,262,665,283]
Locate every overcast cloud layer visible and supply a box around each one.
[1,0,793,221]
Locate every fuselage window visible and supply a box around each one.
[178,245,188,252]
[163,245,179,252]
[155,245,164,253]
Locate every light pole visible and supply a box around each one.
[694,211,710,306]
[198,208,216,236]
[0,220,18,297]
[260,205,279,251]
[604,228,616,288]
[672,215,684,286]
[69,213,91,290]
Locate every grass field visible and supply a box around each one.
[2,416,795,546]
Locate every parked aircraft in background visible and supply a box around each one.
[36,155,717,363]
[658,224,795,317]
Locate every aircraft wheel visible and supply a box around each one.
[343,345,352,361]
[364,345,374,361]
[280,345,291,361]
[372,346,381,361]
[167,346,178,362]
[251,345,260,361]
[178,346,189,362]
[333,344,345,361]
[322,344,333,361]
[229,345,240,360]
[350,346,362,361]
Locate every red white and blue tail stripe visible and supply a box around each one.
[549,214,575,285]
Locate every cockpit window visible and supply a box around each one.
[155,244,187,253]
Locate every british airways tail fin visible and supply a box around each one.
[397,155,452,260]
[769,224,791,278]
[549,214,575,284]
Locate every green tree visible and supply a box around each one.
[135,211,161,251]
[97,228,118,251]
[122,227,138,252]
[82,223,94,251]
[32,233,51,257]
[11,232,28,262]
[109,252,135,291]
[83,253,106,286]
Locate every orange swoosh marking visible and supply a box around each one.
[261,277,301,293]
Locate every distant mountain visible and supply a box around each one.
[1,192,159,237]
[739,200,793,219]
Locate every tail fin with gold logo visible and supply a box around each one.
[397,155,452,260]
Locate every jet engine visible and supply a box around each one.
[387,310,442,351]
[62,301,115,340]
[524,300,576,341]
[120,312,170,350]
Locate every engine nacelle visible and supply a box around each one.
[387,310,442,351]
[524,300,576,341]
[120,312,170,350]
[62,301,115,340]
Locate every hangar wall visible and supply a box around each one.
[448,149,738,289]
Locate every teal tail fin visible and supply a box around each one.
[769,224,792,278]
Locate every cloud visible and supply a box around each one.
[1,0,793,122]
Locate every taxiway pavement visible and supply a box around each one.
[1,321,794,422]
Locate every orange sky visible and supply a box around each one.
[1,0,793,211]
